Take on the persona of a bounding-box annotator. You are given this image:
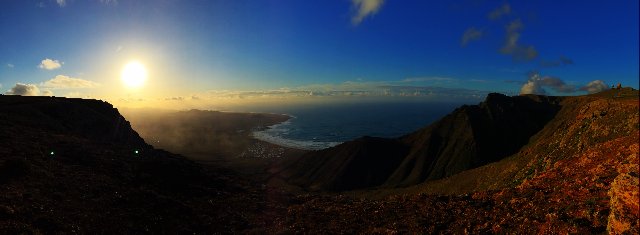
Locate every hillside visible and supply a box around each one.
[0,95,293,233]
[276,93,564,191]
[0,89,637,234]
[278,136,409,191]
[269,88,639,233]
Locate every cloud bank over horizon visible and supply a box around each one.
[5,83,42,96]
[519,71,609,95]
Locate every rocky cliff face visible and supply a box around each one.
[278,93,562,191]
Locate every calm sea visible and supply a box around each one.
[247,100,468,150]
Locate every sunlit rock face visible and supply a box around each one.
[607,144,639,234]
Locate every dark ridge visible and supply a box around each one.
[278,136,409,191]
[0,95,256,233]
[0,95,149,148]
[277,93,562,191]
[386,93,562,186]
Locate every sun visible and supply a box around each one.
[121,61,148,88]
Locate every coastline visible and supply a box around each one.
[250,116,342,151]
[123,109,308,160]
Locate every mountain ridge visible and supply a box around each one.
[276,92,564,191]
[1,89,637,233]
[273,88,638,234]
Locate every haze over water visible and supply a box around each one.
[251,100,465,150]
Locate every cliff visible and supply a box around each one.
[0,95,148,147]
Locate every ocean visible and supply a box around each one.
[249,100,468,150]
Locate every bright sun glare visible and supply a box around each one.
[121,61,148,88]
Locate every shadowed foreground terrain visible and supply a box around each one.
[0,89,638,233]
[0,96,295,233]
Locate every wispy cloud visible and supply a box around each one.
[504,79,525,85]
[402,77,457,83]
[6,63,14,68]
[5,83,41,96]
[164,96,186,101]
[38,58,63,70]
[461,27,484,47]
[500,19,538,61]
[56,0,66,7]
[488,3,511,20]
[351,0,385,25]
[197,78,488,100]
[41,75,100,89]
[540,56,574,68]
[100,0,118,6]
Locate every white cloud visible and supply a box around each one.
[41,75,100,89]
[38,58,62,70]
[351,0,385,25]
[580,80,609,94]
[56,0,66,7]
[7,63,14,68]
[520,71,576,95]
[5,83,41,96]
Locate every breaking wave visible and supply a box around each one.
[252,119,341,150]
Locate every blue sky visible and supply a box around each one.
[0,0,638,106]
